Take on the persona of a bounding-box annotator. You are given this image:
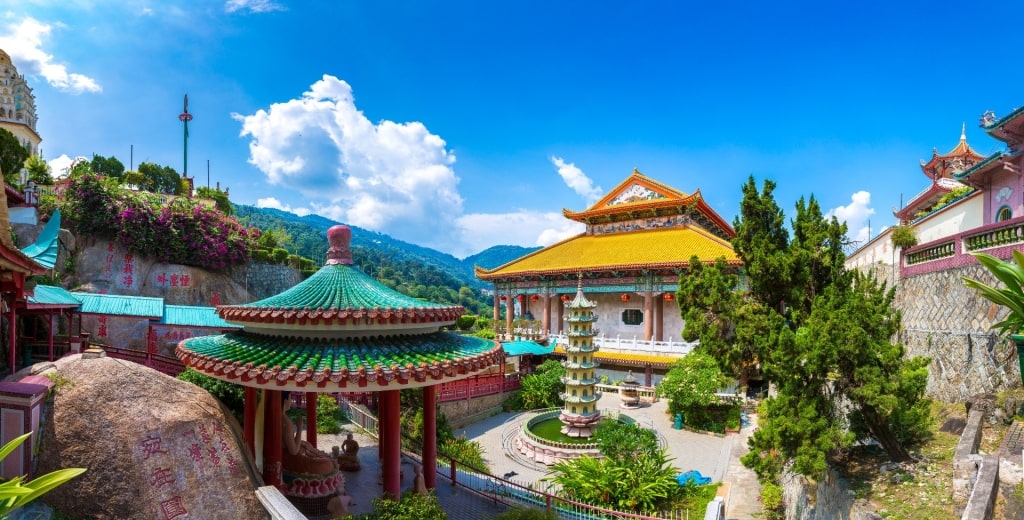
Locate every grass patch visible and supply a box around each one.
[670,482,721,518]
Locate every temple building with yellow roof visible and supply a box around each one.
[475,169,738,378]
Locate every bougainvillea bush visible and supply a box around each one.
[61,173,258,271]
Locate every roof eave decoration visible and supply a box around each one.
[175,333,504,391]
[982,106,1024,134]
[918,128,985,180]
[953,152,1007,183]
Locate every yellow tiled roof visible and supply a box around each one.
[477,226,737,279]
[552,346,679,367]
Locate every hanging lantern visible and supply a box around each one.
[664,293,674,302]
[560,294,570,302]
[620,294,631,302]
[530,294,539,302]
[500,295,507,301]
[517,295,526,302]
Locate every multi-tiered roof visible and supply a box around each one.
[177,225,502,390]
[895,127,985,223]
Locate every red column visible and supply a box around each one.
[9,298,16,374]
[380,389,402,497]
[557,297,564,334]
[643,291,654,342]
[655,294,664,342]
[47,313,54,361]
[244,387,256,456]
[541,294,551,336]
[505,296,514,338]
[422,385,438,489]
[263,390,283,487]
[305,391,318,449]
[493,293,500,323]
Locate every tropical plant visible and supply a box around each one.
[316,394,344,434]
[0,432,85,515]
[516,359,565,410]
[177,368,245,420]
[495,506,559,520]
[963,251,1024,336]
[657,351,729,417]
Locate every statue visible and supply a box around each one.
[337,432,361,471]
[281,394,336,476]
[411,465,428,495]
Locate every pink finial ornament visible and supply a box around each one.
[326,225,354,265]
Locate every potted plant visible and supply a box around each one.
[963,251,1024,383]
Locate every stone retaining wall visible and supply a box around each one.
[893,263,1020,402]
[440,393,508,426]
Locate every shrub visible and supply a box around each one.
[360,491,446,520]
[890,224,917,249]
[495,507,559,520]
[272,248,290,264]
[474,316,493,330]
[456,315,477,331]
[759,482,784,519]
[473,329,496,340]
[316,394,344,434]
[177,367,245,420]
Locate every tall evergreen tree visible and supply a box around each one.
[0,129,29,185]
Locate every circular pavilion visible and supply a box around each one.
[177,225,503,502]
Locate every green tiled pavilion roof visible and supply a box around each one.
[177,331,503,390]
[72,292,164,318]
[26,284,81,308]
[162,305,234,329]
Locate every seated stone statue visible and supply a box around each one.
[336,432,361,471]
[281,394,336,476]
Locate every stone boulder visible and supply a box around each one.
[32,354,269,520]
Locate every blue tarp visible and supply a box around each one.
[676,470,712,486]
[501,340,554,356]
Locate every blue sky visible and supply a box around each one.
[4,1,1024,258]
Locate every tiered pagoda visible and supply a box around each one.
[894,126,985,224]
[0,49,40,156]
[559,280,600,437]
[177,226,502,506]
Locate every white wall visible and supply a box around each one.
[914,194,983,244]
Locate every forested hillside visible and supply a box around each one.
[233,205,534,316]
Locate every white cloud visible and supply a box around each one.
[828,190,875,245]
[224,0,286,13]
[551,156,602,204]
[0,17,101,94]
[453,211,584,259]
[255,197,311,217]
[234,75,463,251]
[47,154,89,179]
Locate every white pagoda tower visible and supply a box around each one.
[559,278,602,437]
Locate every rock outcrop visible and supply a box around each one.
[32,354,269,520]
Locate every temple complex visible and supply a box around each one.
[177,225,502,513]
[476,169,738,381]
[0,50,40,156]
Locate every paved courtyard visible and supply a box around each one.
[325,392,762,519]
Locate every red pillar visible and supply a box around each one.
[557,297,564,334]
[244,387,256,456]
[493,293,500,323]
[47,313,54,361]
[305,391,318,449]
[422,385,437,489]
[9,299,16,374]
[541,294,551,337]
[505,296,514,338]
[655,294,664,342]
[643,291,654,342]
[263,390,283,487]
[380,389,402,497]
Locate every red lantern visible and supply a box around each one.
[500,295,507,301]
[530,295,539,302]
[620,294,630,302]
[664,293,674,302]
[560,295,570,302]
[517,295,525,302]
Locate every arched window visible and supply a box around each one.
[572,373,578,380]
[583,406,588,414]
[572,389,577,396]
[572,406,577,414]
[997,206,1012,222]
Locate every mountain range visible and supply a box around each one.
[233,205,541,289]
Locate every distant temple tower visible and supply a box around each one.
[0,50,41,156]
[559,278,602,437]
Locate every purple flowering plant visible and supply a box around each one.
[60,174,257,271]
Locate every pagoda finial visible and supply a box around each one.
[325,225,354,265]
[961,122,967,141]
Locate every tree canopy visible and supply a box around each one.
[0,129,29,185]
[720,175,932,482]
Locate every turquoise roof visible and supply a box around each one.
[20,210,61,270]
[501,340,553,356]
[984,105,1024,132]
[954,152,1004,181]
[162,305,234,328]
[243,264,449,311]
[72,292,164,318]
[27,285,80,307]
